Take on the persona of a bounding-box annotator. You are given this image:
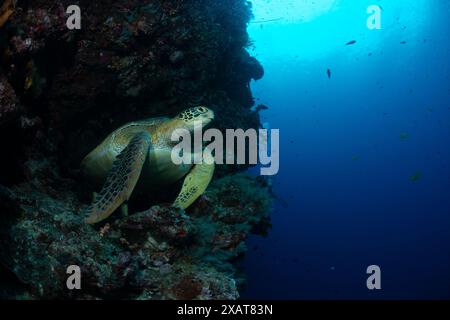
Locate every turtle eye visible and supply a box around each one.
[197,107,207,113]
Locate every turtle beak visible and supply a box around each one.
[207,110,215,121]
[202,110,214,127]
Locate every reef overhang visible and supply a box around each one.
[0,0,271,300]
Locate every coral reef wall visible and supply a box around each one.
[1,0,264,181]
[0,0,271,299]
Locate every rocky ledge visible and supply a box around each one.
[0,0,270,299]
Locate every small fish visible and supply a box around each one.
[255,104,268,112]
[352,155,360,161]
[24,60,36,91]
[274,195,288,208]
[24,75,33,90]
[400,132,409,140]
[400,41,407,44]
[410,171,421,182]
[346,40,357,46]
[327,68,331,79]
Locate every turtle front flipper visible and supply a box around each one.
[173,150,215,209]
[84,132,152,224]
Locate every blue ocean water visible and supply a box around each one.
[242,0,450,299]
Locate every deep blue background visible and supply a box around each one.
[241,0,450,299]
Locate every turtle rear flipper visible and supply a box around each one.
[84,131,152,224]
[173,150,215,209]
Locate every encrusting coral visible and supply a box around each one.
[0,173,271,299]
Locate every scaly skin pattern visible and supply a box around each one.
[82,107,215,224]
[84,132,152,224]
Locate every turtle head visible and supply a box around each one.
[176,106,214,131]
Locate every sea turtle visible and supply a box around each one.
[81,106,215,224]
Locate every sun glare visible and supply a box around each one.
[250,0,338,23]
